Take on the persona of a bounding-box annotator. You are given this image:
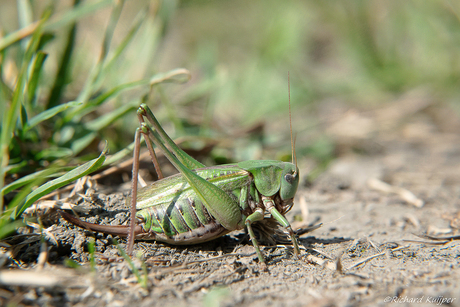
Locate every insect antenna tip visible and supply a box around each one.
[288,72,297,168]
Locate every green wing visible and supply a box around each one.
[134,165,250,210]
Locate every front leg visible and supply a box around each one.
[245,208,266,264]
[262,196,301,258]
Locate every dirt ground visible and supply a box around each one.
[2,94,460,306]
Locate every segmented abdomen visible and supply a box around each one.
[133,165,251,244]
[136,195,230,244]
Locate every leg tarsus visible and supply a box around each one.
[245,209,266,264]
[267,203,301,259]
[285,225,301,258]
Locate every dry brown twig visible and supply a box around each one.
[346,244,410,270]
[368,178,424,208]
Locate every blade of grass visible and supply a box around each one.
[64,258,82,269]
[0,167,58,240]
[1,168,70,196]
[35,147,74,160]
[47,0,80,109]
[0,14,49,214]
[70,132,97,155]
[43,0,114,33]
[26,51,48,108]
[6,168,55,212]
[103,9,148,73]
[68,6,147,117]
[84,102,137,132]
[88,238,96,272]
[14,148,107,218]
[0,0,114,52]
[2,161,28,176]
[17,0,33,51]
[114,239,147,289]
[100,0,125,62]
[104,139,137,165]
[19,104,28,132]
[0,219,24,240]
[73,0,125,106]
[65,68,191,123]
[24,100,82,132]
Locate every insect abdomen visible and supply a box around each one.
[134,166,252,244]
[136,195,229,244]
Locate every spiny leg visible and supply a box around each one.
[245,209,266,264]
[262,196,301,258]
[127,128,142,255]
[137,110,164,179]
[127,107,167,255]
[138,103,205,170]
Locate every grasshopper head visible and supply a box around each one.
[237,160,299,212]
[280,162,299,201]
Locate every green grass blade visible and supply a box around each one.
[93,68,191,105]
[24,101,82,132]
[47,0,79,110]
[43,0,114,33]
[15,149,107,218]
[1,12,48,144]
[0,219,24,240]
[34,147,74,160]
[64,258,82,269]
[84,102,137,132]
[0,15,47,213]
[17,0,33,51]
[6,168,53,212]
[114,239,147,289]
[70,132,97,155]
[104,140,137,166]
[0,168,57,240]
[149,68,192,85]
[1,168,69,196]
[88,238,96,273]
[2,161,28,176]
[103,9,147,73]
[20,104,28,132]
[0,22,39,55]
[73,0,124,106]
[64,68,191,123]
[99,0,125,62]
[0,0,113,52]
[27,51,48,107]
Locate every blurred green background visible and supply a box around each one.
[1,0,460,234]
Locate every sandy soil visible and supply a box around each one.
[2,96,460,307]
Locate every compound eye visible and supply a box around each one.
[284,173,295,184]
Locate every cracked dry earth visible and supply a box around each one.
[2,100,460,307]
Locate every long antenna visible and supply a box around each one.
[288,72,297,169]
